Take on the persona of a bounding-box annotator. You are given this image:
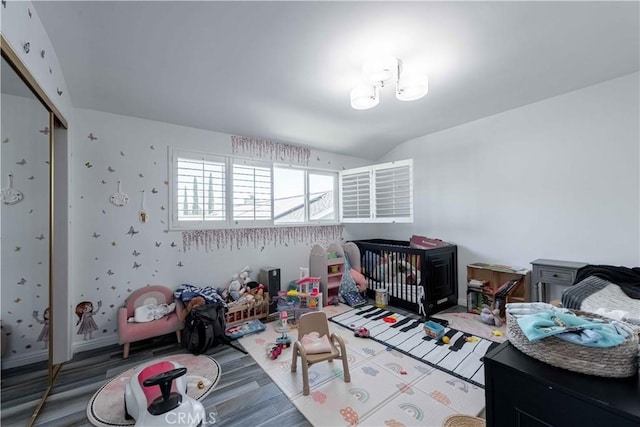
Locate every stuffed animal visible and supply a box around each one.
[243,281,265,306]
[182,296,206,320]
[480,307,503,327]
[226,266,253,301]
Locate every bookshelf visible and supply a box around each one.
[466,263,530,316]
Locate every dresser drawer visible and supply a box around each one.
[534,266,576,286]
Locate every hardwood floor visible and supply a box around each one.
[1,303,467,426]
[1,335,311,427]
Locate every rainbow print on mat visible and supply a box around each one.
[399,402,424,421]
[349,387,370,403]
[385,362,404,374]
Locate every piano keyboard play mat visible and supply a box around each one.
[329,305,500,388]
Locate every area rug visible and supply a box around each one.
[238,304,486,427]
[431,311,507,343]
[329,305,500,388]
[87,353,221,427]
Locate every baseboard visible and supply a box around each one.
[72,334,118,355]
[458,297,467,307]
[1,349,48,369]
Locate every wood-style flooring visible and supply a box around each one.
[1,303,465,426]
[1,334,311,427]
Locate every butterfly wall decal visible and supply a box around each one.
[126,226,139,237]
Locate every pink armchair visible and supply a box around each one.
[118,285,184,358]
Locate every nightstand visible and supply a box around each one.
[530,259,587,302]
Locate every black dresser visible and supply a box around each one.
[484,342,640,427]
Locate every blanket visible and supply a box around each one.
[573,265,640,299]
[174,284,227,306]
[562,276,640,325]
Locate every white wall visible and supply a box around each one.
[347,72,640,303]
[69,108,369,353]
[0,0,72,120]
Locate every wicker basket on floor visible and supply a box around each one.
[442,414,486,427]
[507,310,639,378]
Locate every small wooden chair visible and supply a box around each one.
[291,311,351,395]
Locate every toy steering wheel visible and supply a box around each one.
[143,367,187,416]
[143,367,187,388]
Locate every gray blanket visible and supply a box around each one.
[561,276,640,325]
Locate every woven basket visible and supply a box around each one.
[507,310,639,377]
[442,414,486,427]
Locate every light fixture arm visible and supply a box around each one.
[350,56,427,109]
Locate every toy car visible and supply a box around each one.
[275,333,292,347]
[124,360,206,426]
[354,327,370,338]
[267,343,285,360]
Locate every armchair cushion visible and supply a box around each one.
[117,285,183,347]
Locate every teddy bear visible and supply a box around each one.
[480,307,503,327]
[245,282,265,306]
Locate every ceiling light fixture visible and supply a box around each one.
[350,56,428,110]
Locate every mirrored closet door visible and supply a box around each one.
[1,36,69,426]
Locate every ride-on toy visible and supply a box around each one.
[124,360,206,426]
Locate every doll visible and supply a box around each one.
[75,300,102,340]
[32,307,50,349]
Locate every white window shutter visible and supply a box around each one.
[172,149,226,228]
[340,167,372,221]
[374,161,413,222]
[339,159,413,223]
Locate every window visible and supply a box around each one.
[273,167,337,225]
[339,159,413,223]
[309,172,336,221]
[170,148,338,229]
[172,150,226,227]
[274,167,305,223]
[232,160,272,223]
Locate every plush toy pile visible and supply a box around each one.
[221,266,266,308]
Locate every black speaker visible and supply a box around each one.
[259,267,281,314]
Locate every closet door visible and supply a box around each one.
[1,54,52,407]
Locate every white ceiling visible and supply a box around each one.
[33,1,639,160]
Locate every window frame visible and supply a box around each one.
[169,148,340,230]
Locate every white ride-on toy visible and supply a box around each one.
[124,360,206,426]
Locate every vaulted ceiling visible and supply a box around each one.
[33,1,639,160]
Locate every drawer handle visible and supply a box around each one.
[552,274,558,277]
